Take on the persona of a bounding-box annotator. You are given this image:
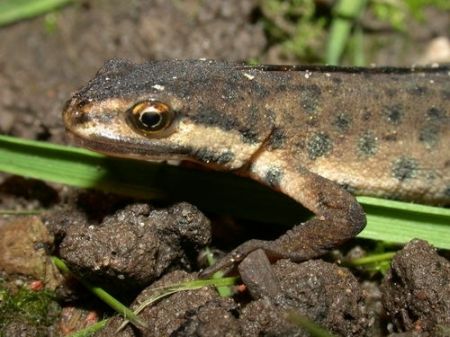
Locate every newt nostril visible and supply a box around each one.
[63,105,92,129]
[75,110,92,125]
[63,98,95,127]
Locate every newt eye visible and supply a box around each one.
[127,100,174,134]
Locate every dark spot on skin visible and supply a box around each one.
[419,107,446,148]
[307,132,333,160]
[427,107,445,121]
[419,124,440,148]
[268,128,286,150]
[299,84,322,114]
[265,167,283,187]
[217,152,235,164]
[407,86,428,96]
[193,148,234,165]
[240,128,260,144]
[384,105,404,125]
[332,113,352,133]
[358,132,378,156]
[392,157,418,181]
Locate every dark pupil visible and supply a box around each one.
[140,111,161,128]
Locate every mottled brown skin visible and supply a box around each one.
[63,59,450,277]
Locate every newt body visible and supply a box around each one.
[63,59,450,275]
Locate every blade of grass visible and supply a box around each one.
[1,135,449,249]
[67,319,108,337]
[325,0,368,65]
[203,248,233,297]
[350,26,365,66]
[347,251,396,266]
[51,256,147,330]
[0,0,73,27]
[0,134,165,198]
[357,196,450,249]
[116,276,238,331]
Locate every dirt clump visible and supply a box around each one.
[382,239,450,336]
[55,202,211,292]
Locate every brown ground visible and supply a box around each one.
[0,1,449,336]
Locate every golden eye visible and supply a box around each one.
[127,100,174,134]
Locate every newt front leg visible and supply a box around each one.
[200,155,366,277]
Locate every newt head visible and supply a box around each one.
[63,59,274,170]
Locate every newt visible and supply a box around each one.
[63,59,450,277]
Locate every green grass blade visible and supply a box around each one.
[0,0,73,27]
[357,196,450,249]
[0,135,449,249]
[52,257,147,330]
[116,276,237,331]
[67,319,108,337]
[347,251,396,266]
[0,134,164,198]
[350,26,365,66]
[325,0,368,65]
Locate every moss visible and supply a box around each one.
[0,280,60,337]
[259,0,326,62]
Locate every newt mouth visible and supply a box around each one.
[65,129,191,162]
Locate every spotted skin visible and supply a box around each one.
[332,113,352,133]
[392,157,418,182]
[358,132,378,157]
[384,105,404,125]
[264,167,283,187]
[306,132,333,160]
[63,59,450,277]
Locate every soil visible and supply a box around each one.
[53,202,211,292]
[382,240,450,337]
[0,1,449,336]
